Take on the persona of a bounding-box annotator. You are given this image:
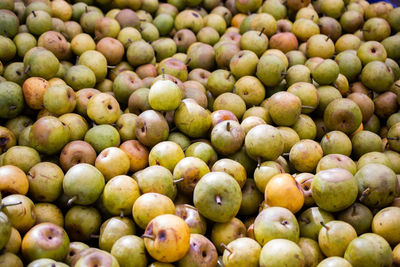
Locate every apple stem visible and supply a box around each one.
[174,178,184,184]
[282,152,289,157]
[141,234,155,240]
[321,126,326,133]
[3,30,6,37]
[120,210,124,218]
[128,38,133,44]
[140,19,147,22]
[326,35,330,41]
[32,10,36,17]
[259,27,265,36]
[85,6,88,13]
[395,83,400,88]
[90,234,99,239]
[220,243,232,254]
[227,73,232,79]
[387,137,399,140]
[359,187,371,202]
[226,121,230,132]
[281,72,288,76]
[215,195,222,205]
[325,133,330,140]
[301,105,315,110]
[107,65,116,69]
[110,70,117,76]
[185,58,191,65]
[0,201,22,209]
[67,196,77,207]
[257,156,261,168]
[320,221,330,230]
[24,65,30,74]
[162,68,165,80]
[311,15,314,20]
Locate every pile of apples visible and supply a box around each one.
[0,0,400,265]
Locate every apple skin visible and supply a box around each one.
[21,222,70,262]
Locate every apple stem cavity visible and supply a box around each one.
[120,210,124,218]
[0,201,22,209]
[359,187,371,202]
[24,65,30,74]
[67,196,77,207]
[220,243,232,254]
[142,234,155,240]
[215,195,222,205]
[259,27,265,36]
[320,221,330,230]
[174,178,185,184]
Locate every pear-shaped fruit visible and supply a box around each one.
[318,221,357,257]
[311,168,358,212]
[143,214,190,263]
[63,163,105,206]
[344,233,392,267]
[254,207,299,245]
[265,173,304,214]
[259,239,305,267]
[149,79,182,111]
[222,237,261,267]
[193,172,242,223]
[21,223,70,262]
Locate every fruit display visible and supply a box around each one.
[0,0,400,266]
